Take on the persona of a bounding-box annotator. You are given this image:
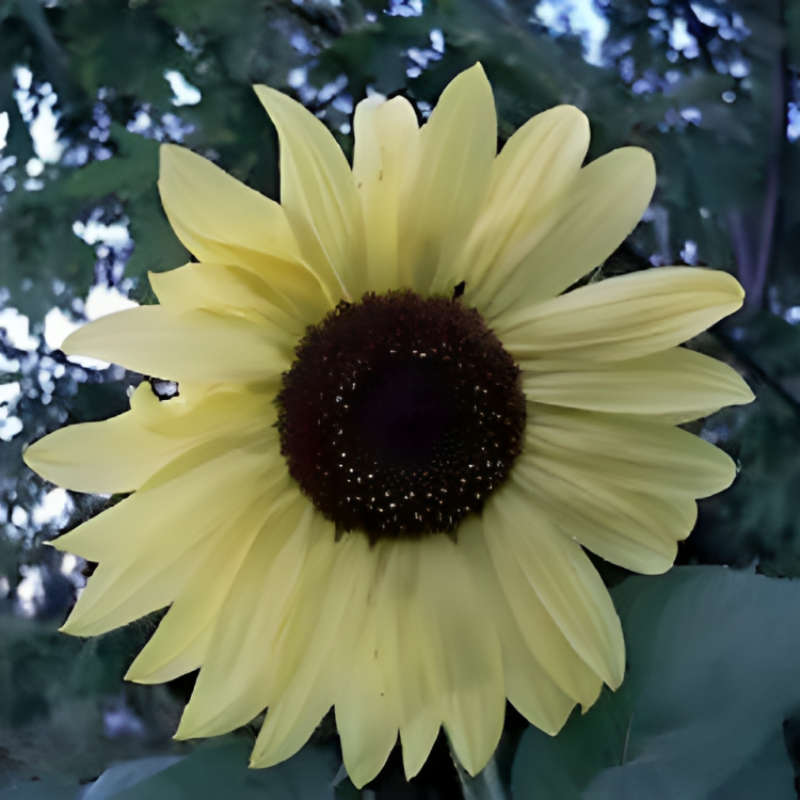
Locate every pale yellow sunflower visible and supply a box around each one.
[24,64,753,787]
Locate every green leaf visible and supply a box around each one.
[81,756,186,800]
[106,736,340,800]
[63,124,161,203]
[512,567,800,800]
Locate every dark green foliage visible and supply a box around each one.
[90,737,339,800]
[0,615,188,793]
[513,567,800,800]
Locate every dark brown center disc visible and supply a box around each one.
[276,290,526,542]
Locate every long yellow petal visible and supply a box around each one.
[62,306,292,384]
[476,147,655,318]
[399,706,441,781]
[125,473,294,684]
[353,95,419,294]
[175,499,322,738]
[464,513,607,706]
[254,85,366,300]
[250,670,337,771]
[458,517,587,729]
[159,146,332,315]
[56,448,273,636]
[486,485,626,689]
[513,458,694,574]
[415,535,505,777]
[450,105,589,296]
[335,600,399,788]
[250,535,375,771]
[373,544,442,781]
[128,382,271,441]
[398,63,496,295]
[526,404,737,498]
[522,347,753,416]
[23,385,185,494]
[497,267,744,361]
[159,144,300,266]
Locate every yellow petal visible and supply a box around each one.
[335,602,399,788]
[486,484,626,688]
[56,448,272,636]
[62,306,292,384]
[501,627,581,731]
[159,144,301,267]
[159,146,332,315]
[415,535,505,777]
[128,382,271,442]
[497,267,745,361]
[176,499,322,738]
[451,105,589,296]
[254,85,366,299]
[52,436,270,562]
[372,543,442,780]
[398,64,496,295]
[250,535,375,770]
[353,95,419,294]
[526,404,737,498]
[522,348,754,416]
[23,385,185,494]
[476,147,656,318]
[128,607,213,686]
[459,519,586,728]
[250,671,336,771]
[149,262,314,334]
[465,513,607,706]
[125,472,293,684]
[513,458,694,574]
[399,705,441,781]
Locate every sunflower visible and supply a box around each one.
[24,64,753,787]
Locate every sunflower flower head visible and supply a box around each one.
[24,64,753,788]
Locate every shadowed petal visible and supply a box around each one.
[485,484,626,689]
[526,404,737,498]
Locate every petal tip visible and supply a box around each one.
[158,142,191,183]
[60,324,90,357]
[555,104,591,134]
[48,534,71,552]
[21,440,40,472]
[58,618,85,637]
[253,84,284,115]
[173,717,197,741]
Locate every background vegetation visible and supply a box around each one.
[1,0,800,797]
